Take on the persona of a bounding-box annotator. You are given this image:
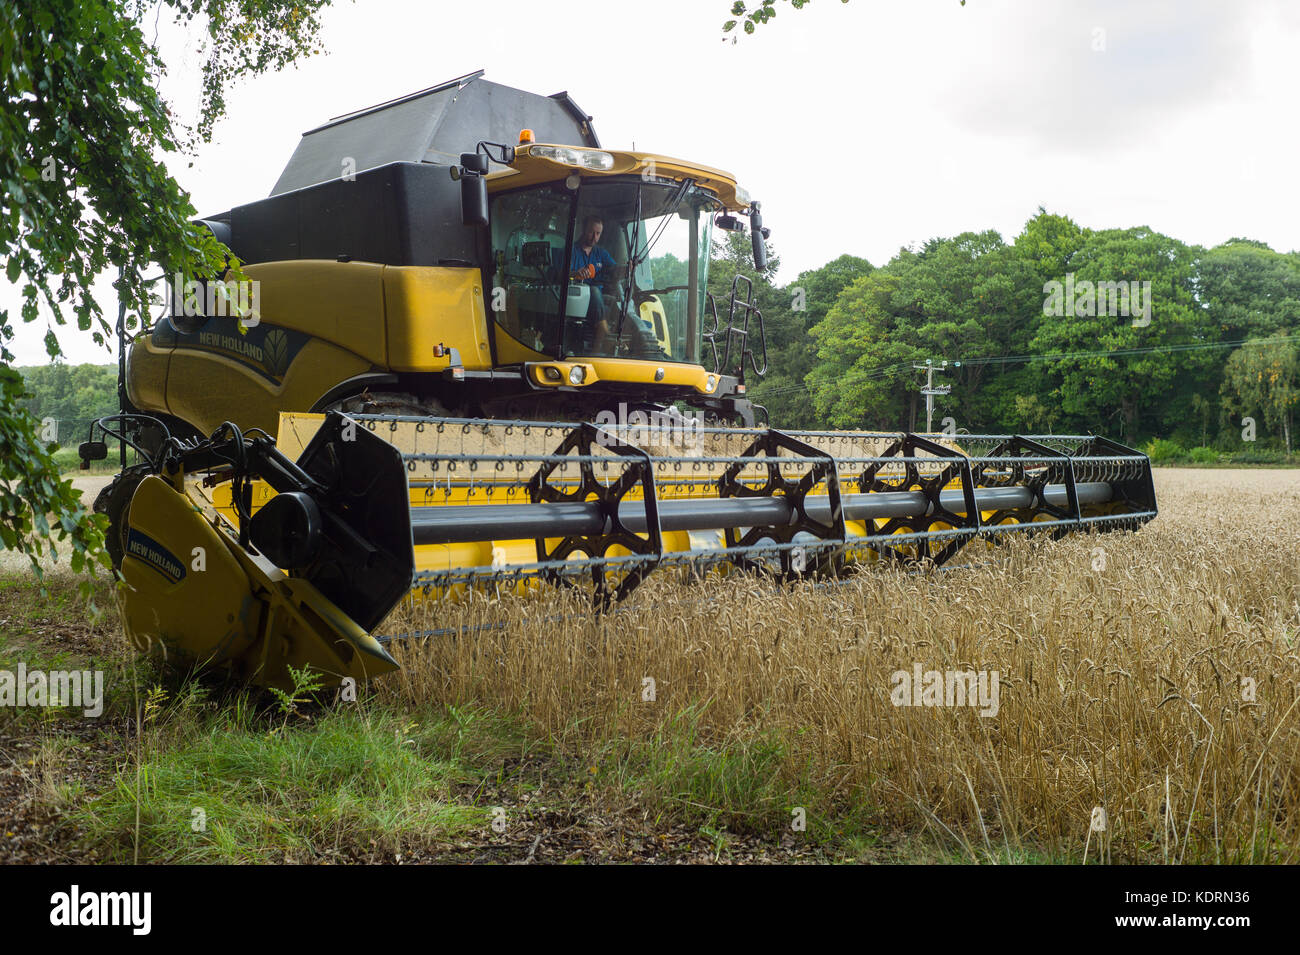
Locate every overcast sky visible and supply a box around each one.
[8,0,1300,366]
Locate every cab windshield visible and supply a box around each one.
[489,177,716,365]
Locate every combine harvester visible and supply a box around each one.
[80,74,1158,690]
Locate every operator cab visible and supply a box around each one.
[490,175,716,365]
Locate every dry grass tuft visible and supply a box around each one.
[378,469,1300,862]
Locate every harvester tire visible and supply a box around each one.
[93,464,151,570]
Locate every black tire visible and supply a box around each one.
[94,464,151,570]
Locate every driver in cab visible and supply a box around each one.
[569,214,617,350]
[570,215,617,313]
[569,214,657,356]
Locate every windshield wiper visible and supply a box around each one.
[615,178,694,345]
[614,183,644,344]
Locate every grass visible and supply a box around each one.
[1143,438,1298,467]
[76,701,487,864]
[0,579,885,862]
[0,575,132,725]
[4,468,1300,863]
[50,446,122,476]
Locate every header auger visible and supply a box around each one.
[349,413,1156,602]
[87,409,1156,689]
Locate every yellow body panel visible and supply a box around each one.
[246,260,388,367]
[120,475,261,669]
[122,472,399,689]
[383,266,493,372]
[492,324,552,365]
[167,335,371,438]
[124,332,171,415]
[523,357,718,394]
[134,261,503,435]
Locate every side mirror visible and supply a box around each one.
[459,152,490,175]
[460,173,488,227]
[750,204,766,271]
[454,152,490,227]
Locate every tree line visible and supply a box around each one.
[709,209,1300,453]
[18,207,1300,459]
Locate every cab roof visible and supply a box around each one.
[489,144,750,212]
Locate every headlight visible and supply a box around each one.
[706,374,717,392]
[529,145,615,171]
[569,365,586,385]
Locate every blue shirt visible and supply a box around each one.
[571,243,616,283]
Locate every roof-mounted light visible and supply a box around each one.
[518,128,535,145]
[529,145,615,171]
[734,184,752,207]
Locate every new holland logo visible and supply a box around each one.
[262,328,290,377]
[155,318,308,383]
[125,529,186,584]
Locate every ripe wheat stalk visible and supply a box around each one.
[379,469,1300,862]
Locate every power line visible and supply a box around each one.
[913,359,955,433]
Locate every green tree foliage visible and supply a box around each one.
[722,0,815,39]
[1013,206,1087,282]
[808,231,1042,432]
[1030,226,1208,442]
[737,208,1296,451]
[1196,240,1300,341]
[808,270,919,429]
[16,363,118,423]
[0,366,110,586]
[755,254,873,427]
[1221,340,1298,453]
[0,0,331,581]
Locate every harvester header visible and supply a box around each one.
[88,409,1156,690]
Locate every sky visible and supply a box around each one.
[7,0,1300,366]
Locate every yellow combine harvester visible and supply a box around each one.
[80,73,1157,690]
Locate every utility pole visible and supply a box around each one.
[913,359,959,433]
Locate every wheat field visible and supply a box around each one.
[379,469,1300,862]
